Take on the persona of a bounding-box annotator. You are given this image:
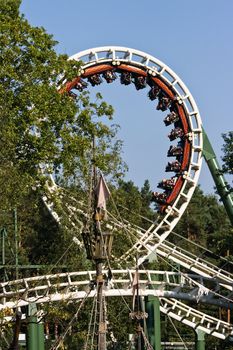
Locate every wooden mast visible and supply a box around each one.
[82,134,112,350]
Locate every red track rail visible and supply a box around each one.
[61,62,192,212]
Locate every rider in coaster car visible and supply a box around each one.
[157,92,171,111]
[88,74,103,86]
[163,111,179,126]
[168,127,184,141]
[165,160,181,172]
[157,177,177,190]
[120,71,132,85]
[134,75,147,90]
[74,79,88,91]
[103,70,117,83]
[148,85,160,100]
[151,191,168,204]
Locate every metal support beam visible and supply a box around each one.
[26,303,45,350]
[37,322,45,350]
[202,127,233,225]
[195,329,205,350]
[13,209,19,280]
[145,296,161,350]
[26,304,38,350]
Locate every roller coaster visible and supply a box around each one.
[1,47,233,349]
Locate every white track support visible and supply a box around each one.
[41,46,203,259]
[155,241,233,291]
[0,271,233,340]
[160,297,233,340]
[0,270,230,310]
[40,189,233,297]
[41,189,233,296]
[66,46,203,246]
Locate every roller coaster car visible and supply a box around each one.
[156,92,171,111]
[68,91,77,99]
[151,191,168,204]
[74,79,88,92]
[167,145,183,157]
[163,111,179,126]
[103,70,117,83]
[165,160,181,172]
[148,85,160,100]
[88,74,103,86]
[168,127,184,141]
[134,75,147,90]
[120,71,132,85]
[157,177,177,190]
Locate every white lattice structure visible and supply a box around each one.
[1,270,232,340]
[19,47,232,342]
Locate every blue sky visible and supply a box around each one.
[20,0,232,194]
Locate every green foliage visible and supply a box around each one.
[112,179,156,228]
[108,179,157,266]
[0,0,125,213]
[175,186,232,252]
[1,2,233,349]
[222,132,233,179]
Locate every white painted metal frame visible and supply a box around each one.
[41,187,233,298]
[1,270,232,340]
[69,46,203,256]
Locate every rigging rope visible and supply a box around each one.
[157,253,233,306]
[50,286,93,350]
[84,293,98,350]
[165,313,189,350]
[117,200,233,272]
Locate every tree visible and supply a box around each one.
[222,132,233,183]
[0,0,126,265]
[0,2,127,346]
[0,0,125,212]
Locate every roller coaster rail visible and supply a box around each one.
[43,190,233,294]
[1,270,233,341]
[2,46,233,347]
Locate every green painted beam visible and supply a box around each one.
[202,127,233,226]
[37,322,45,350]
[26,303,45,350]
[195,329,205,350]
[0,264,68,269]
[26,304,38,350]
[145,296,161,350]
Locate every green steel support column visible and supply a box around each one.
[13,209,19,280]
[202,127,233,226]
[27,303,38,350]
[37,321,45,350]
[145,296,161,350]
[26,303,45,350]
[1,228,6,281]
[195,329,205,350]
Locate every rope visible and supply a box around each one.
[157,253,233,306]
[91,286,99,350]
[12,240,76,310]
[108,193,137,248]
[141,329,154,350]
[116,195,233,272]
[108,207,233,305]
[165,313,189,350]
[50,286,93,350]
[83,293,97,350]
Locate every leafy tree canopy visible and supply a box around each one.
[222,132,233,180]
[0,0,125,210]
